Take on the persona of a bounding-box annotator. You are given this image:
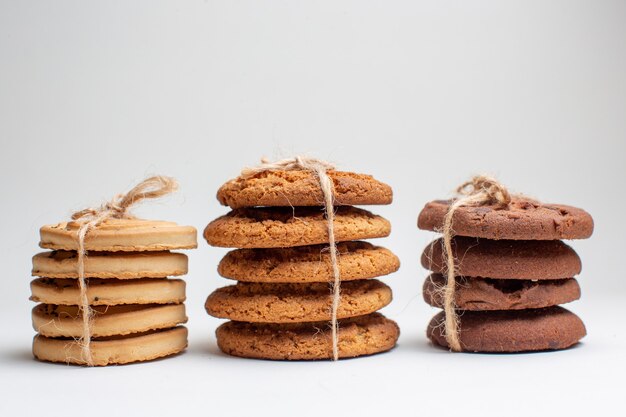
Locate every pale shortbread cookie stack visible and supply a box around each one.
[204,168,400,360]
[31,219,197,365]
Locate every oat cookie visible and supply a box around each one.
[205,279,392,323]
[217,170,393,208]
[216,313,399,360]
[205,206,391,248]
[218,242,400,282]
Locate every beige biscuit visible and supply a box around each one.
[205,279,392,323]
[40,219,197,252]
[218,242,400,283]
[30,278,186,306]
[32,250,188,279]
[32,303,187,338]
[33,326,188,366]
[205,206,391,248]
[217,170,393,208]
[216,313,399,360]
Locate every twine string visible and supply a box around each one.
[242,156,342,360]
[441,175,511,351]
[70,176,178,365]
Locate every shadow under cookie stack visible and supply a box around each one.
[204,162,401,360]
[418,185,594,353]
[30,180,197,366]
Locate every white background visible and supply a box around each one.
[1,1,625,416]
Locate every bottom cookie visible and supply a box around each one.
[427,307,585,352]
[216,313,399,360]
[33,326,188,366]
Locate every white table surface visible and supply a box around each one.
[2,288,623,417]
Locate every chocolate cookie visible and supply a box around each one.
[421,237,581,279]
[427,306,586,352]
[418,197,593,240]
[32,250,188,279]
[217,170,393,208]
[205,206,391,248]
[423,274,580,310]
[40,219,198,251]
[216,313,399,360]
[218,241,400,283]
[205,279,391,323]
[33,326,188,366]
[32,303,187,338]
[30,278,186,306]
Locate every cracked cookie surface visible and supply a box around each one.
[217,170,392,208]
[205,279,392,323]
[219,241,399,282]
[418,197,593,240]
[205,206,391,248]
[423,274,580,310]
[216,313,399,360]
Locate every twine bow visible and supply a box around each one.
[71,176,178,365]
[442,175,511,351]
[242,156,342,360]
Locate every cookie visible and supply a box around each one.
[427,306,586,352]
[216,170,393,208]
[30,278,186,306]
[423,274,580,310]
[421,237,581,279]
[40,219,198,252]
[216,313,399,360]
[206,279,392,323]
[33,326,188,366]
[32,303,187,338]
[418,197,593,240]
[218,241,400,283]
[205,206,391,248]
[32,250,188,279]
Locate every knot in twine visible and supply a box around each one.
[442,175,511,351]
[71,176,178,365]
[242,156,342,360]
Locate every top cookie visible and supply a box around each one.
[418,197,593,240]
[217,170,393,208]
[40,219,198,252]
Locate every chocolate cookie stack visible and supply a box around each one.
[31,219,197,365]
[204,166,401,360]
[418,197,593,352]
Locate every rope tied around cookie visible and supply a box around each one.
[442,175,511,351]
[70,176,178,365]
[242,156,342,361]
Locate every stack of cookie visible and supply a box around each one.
[418,197,593,352]
[31,219,197,365]
[204,168,401,360]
